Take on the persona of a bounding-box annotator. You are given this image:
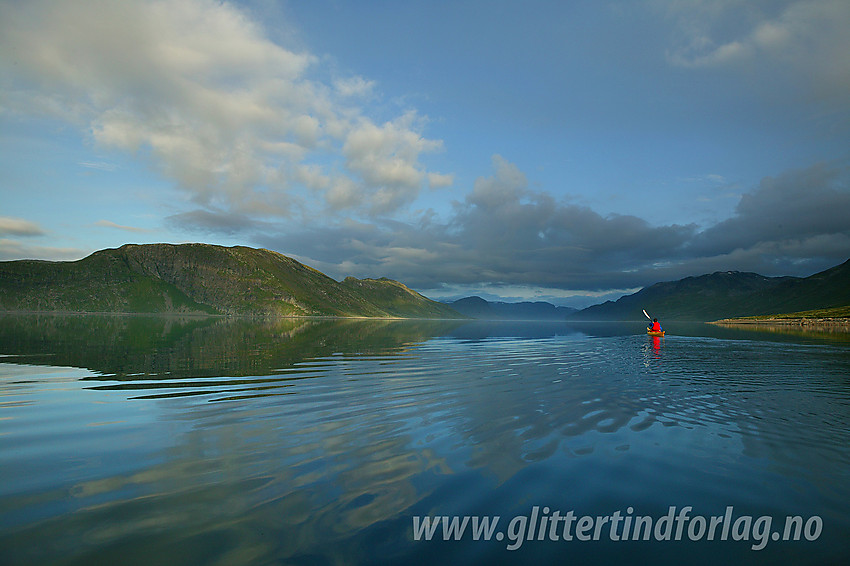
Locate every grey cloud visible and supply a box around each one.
[444,157,697,286]
[166,209,266,236]
[688,163,850,258]
[163,153,849,297]
[255,156,701,292]
[253,159,850,296]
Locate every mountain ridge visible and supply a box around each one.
[570,258,850,321]
[0,243,464,319]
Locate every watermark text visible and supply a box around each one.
[412,506,822,551]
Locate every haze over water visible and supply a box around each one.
[1,315,848,565]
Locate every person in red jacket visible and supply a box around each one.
[649,318,662,332]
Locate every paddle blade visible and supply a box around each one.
[642,309,651,320]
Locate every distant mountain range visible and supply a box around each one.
[0,243,463,318]
[447,296,577,320]
[570,258,850,321]
[445,258,850,321]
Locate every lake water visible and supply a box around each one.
[1,315,848,565]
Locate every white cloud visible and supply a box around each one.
[0,217,45,237]
[334,76,376,98]
[79,161,119,172]
[661,0,850,103]
[0,0,448,218]
[427,172,454,189]
[325,177,361,210]
[94,220,153,233]
[341,112,444,213]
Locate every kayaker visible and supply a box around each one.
[649,318,662,332]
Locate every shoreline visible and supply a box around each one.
[711,317,850,328]
[0,310,468,321]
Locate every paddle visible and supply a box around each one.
[643,309,656,333]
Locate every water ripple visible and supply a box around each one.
[2,322,849,565]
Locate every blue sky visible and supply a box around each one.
[1,0,849,307]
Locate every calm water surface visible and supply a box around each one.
[1,315,849,565]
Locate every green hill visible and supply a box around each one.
[571,258,850,321]
[0,243,464,319]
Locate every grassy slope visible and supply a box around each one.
[0,253,218,314]
[716,305,850,321]
[760,258,850,313]
[119,244,389,316]
[340,277,462,319]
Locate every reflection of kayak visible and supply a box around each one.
[647,330,665,337]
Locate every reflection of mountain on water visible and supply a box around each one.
[3,315,842,383]
[0,314,465,380]
[441,319,850,344]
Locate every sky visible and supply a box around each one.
[1,0,849,307]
